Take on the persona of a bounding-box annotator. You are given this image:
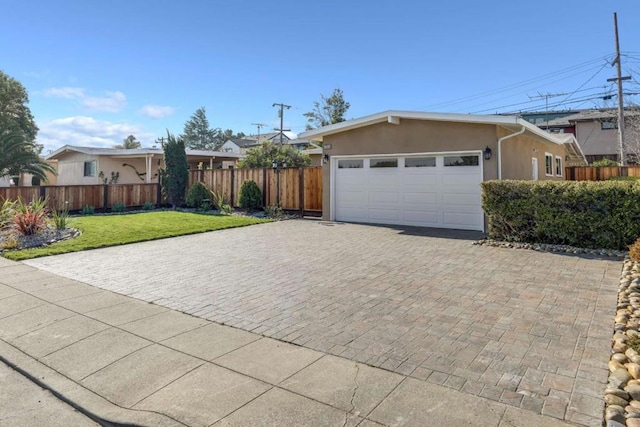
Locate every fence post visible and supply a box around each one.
[199,168,204,183]
[298,167,304,216]
[39,185,46,201]
[103,185,109,211]
[230,169,235,207]
[262,168,267,207]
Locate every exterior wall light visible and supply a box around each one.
[483,146,492,160]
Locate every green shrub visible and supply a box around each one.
[142,202,155,210]
[81,205,95,215]
[186,181,210,208]
[0,199,17,228]
[630,237,640,261]
[210,191,231,215]
[590,158,619,167]
[264,204,283,219]
[239,180,262,210]
[111,202,126,213]
[51,208,69,230]
[482,180,640,250]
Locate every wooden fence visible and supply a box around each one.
[0,184,161,211]
[189,167,322,214]
[1,167,323,214]
[565,166,640,181]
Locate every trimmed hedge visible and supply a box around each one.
[481,180,640,250]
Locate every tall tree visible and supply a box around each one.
[159,131,189,208]
[0,71,39,142]
[303,88,350,130]
[0,129,56,182]
[114,134,141,149]
[181,107,221,150]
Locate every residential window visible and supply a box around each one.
[370,158,398,168]
[338,159,363,169]
[405,157,436,167]
[601,120,618,130]
[545,153,553,176]
[555,156,563,176]
[84,160,96,177]
[444,155,479,167]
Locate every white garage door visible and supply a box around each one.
[334,153,484,231]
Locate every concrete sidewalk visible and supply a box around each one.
[0,257,574,426]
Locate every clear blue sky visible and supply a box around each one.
[1,0,638,153]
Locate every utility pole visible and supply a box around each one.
[272,103,291,146]
[251,123,267,144]
[608,12,631,165]
[527,92,568,129]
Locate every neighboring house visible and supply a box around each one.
[304,143,323,167]
[0,160,58,188]
[218,138,259,154]
[531,108,640,163]
[300,110,586,232]
[45,146,243,186]
[245,131,296,145]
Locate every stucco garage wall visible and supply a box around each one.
[321,119,499,220]
[499,128,567,181]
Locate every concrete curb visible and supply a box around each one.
[0,340,183,427]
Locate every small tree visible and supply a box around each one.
[237,142,311,169]
[160,131,188,209]
[239,180,262,210]
[304,88,350,130]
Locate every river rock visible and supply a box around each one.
[627,348,639,359]
[606,388,630,400]
[612,368,633,385]
[606,420,625,427]
[606,405,625,423]
[628,363,640,380]
[611,360,627,372]
[606,393,629,406]
[626,418,640,427]
[632,355,640,364]
[627,384,640,400]
[613,353,629,363]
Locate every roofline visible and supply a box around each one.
[299,110,565,146]
[46,145,245,160]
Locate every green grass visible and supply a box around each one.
[4,211,269,261]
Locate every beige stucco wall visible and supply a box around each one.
[576,121,618,156]
[320,119,569,220]
[55,153,162,185]
[498,128,567,181]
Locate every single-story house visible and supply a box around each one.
[300,110,586,232]
[45,145,243,186]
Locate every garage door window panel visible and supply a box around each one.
[444,156,479,166]
[370,158,398,168]
[338,159,363,169]
[405,157,436,168]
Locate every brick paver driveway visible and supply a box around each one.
[26,220,620,425]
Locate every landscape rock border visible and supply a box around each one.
[473,238,627,260]
[606,259,640,427]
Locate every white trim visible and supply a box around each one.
[555,155,563,177]
[300,109,568,147]
[329,150,484,230]
[544,152,554,176]
[532,158,539,180]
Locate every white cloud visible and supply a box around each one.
[42,87,85,99]
[81,91,126,113]
[42,87,127,113]
[37,116,155,154]
[138,105,175,119]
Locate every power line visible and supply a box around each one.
[272,103,291,146]
[471,86,604,114]
[421,55,614,111]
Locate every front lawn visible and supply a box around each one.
[3,211,269,261]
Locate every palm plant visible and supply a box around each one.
[0,130,56,182]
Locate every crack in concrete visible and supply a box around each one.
[342,363,360,427]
